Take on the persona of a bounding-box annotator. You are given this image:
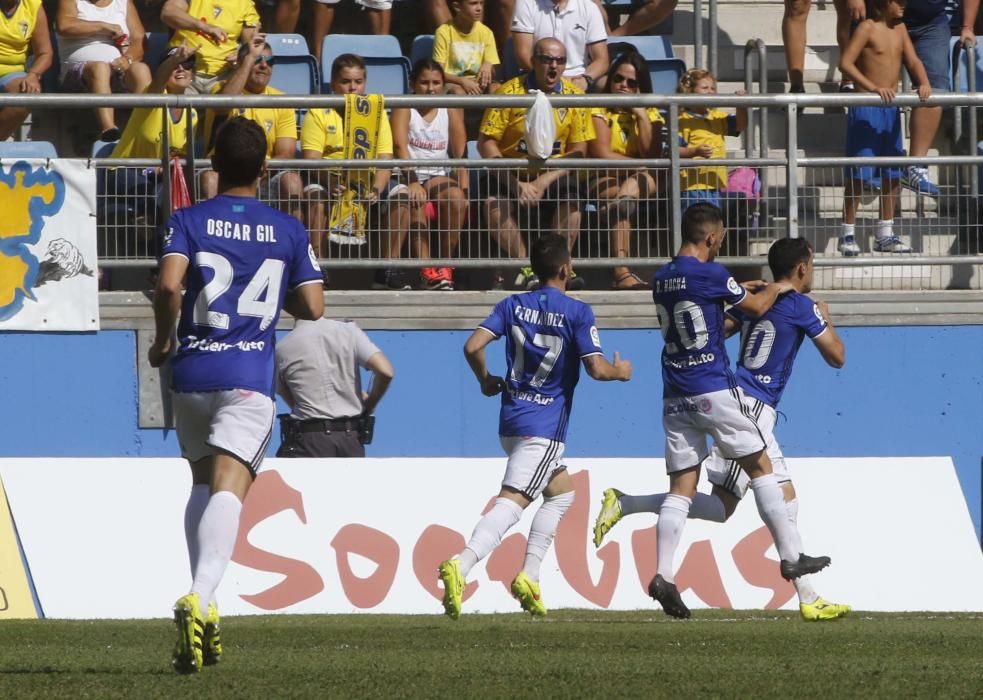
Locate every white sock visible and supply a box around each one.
[457,497,524,578]
[656,494,692,582]
[621,492,725,523]
[190,491,242,611]
[523,492,575,581]
[619,493,666,516]
[183,484,210,577]
[841,222,855,239]
[689,493,727,523]
[786,498,818,604]
[749,474,798,561]
[876,219,894,240]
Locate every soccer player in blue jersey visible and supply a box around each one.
[594,236,850,620]
[148,117,324,673]
[640,204,831,618]
[437,233,632,618]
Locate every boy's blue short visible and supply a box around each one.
[845,105,904,182]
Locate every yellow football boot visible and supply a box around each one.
[511,571,547,617]
[800,597,851,621]
[593,488,624,548]
[203,601,222,666]
[172,593,204,674]
[438,559,464,620]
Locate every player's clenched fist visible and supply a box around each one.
[480,374,505,396]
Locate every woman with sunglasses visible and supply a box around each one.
[588,50,663,289]
[389,60,468,290]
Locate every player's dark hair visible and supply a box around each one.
[411,58,445,84]
[681,203,724,244]
[768,237,813,280]
[331,53,367,83]
[211,116,267,187]
[531,233,570,282]
[867,0,900,22]
[237,41,272,63]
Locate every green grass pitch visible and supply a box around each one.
[1,611,981,698]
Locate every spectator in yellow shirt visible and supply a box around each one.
[0,0,54,140]
[433,0,500,95]
[676,68,746,211]
[200,36,303,222]
[161,0,259,94]
[478,37,595,289]
[301,54,398,273]
[588,50,663,289]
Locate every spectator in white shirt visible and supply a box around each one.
[512,0,608,91]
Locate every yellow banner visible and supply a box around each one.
[0,476,38,619]
[328,94,385,241]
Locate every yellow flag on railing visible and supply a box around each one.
[0,475,39,619]
[328,93,385,244]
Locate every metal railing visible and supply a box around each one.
[3,91,983,290]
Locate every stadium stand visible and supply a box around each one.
[268,33,320,95]
[142,31,170,71]
[320,34,410,94]
[647,57,687,94]
[410,34,435,67]
[0,141,58,159]
[607,35,675,60]
[91,139,117,158]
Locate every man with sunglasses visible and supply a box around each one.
[512,0,608,92]
[479,38,596,289]
[201,35,305,223]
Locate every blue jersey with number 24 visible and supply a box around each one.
[161,194,323,397]
[479,287,604,442]
[652,256,746,398]
[730,291,828,408]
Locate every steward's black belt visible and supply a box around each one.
[294,417,360,433]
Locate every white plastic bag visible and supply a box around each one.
[524,90,556,159]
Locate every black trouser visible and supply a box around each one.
[277,430,364,458]
[277,416,365,458]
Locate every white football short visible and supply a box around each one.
[662,387,767,473]
[705,397,790,499]
[173,389,275,476]
[499,436,566,500]
[314,0,392,9]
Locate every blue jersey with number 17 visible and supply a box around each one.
[730,291,828,408]
[479,287,604,442]
[652,256,746,398]
[161,194,323,397]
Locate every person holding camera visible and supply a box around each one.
[275,318,394,458]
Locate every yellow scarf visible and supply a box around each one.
[329,94,385,243]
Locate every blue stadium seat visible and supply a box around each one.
[467,139,480,159]
[320,34,407,94]
[501,36,520,80]
[143,31,171,70]
[267,33,310,56]
[322,56,410,95]
[270,55,319,95]
[410,34,435,68]
[608,36,675,60]
[0,141,57,159]
[91,139,118,158]
[648,58,686,94]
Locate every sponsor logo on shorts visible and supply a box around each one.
[699,399,712,413]
[664,400,700,416]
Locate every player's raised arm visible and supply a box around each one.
[464,328,505,396]
[582,352,632,382]
[811,299,846,369]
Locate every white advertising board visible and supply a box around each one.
[1,457,980,618]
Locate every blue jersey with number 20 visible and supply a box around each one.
[479,287,604,442]
[162,194,323,397]
[730,291,828,408]
[652,256,746,398]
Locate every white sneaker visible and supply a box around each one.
[873,235,912,253]
[839,236,861,256]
